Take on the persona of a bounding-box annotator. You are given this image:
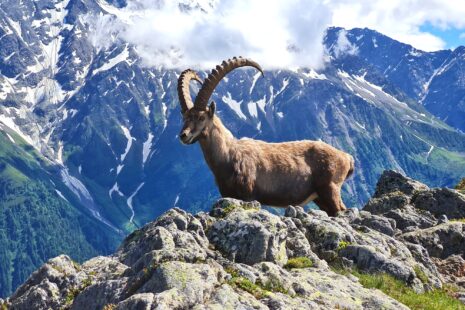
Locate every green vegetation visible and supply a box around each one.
[63,276,93,308]
[219,201,260,218]
[413,265,429,284]
[336,240,352,252]
[284,257,313,269]
[331,265,464,310]
[229,276,265,299]
[0,129,120,298]
[226,267,290,298]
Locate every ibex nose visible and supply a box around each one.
[180,132,188,139]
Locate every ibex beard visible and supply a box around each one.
[177,57,355,216]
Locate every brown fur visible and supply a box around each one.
[180,109,354,216]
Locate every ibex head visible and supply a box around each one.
[178,57,264,145]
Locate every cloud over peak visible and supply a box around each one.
[87,0,465,69]
[87,0,332,69]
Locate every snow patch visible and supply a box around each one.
[247,101,258,118]
[56,142,64,165]
[109,182,124,197]
[161,102,168,130]
[120,125,134,162]
[6,133,15,143]
[127,182,144,223]
[222,92,246,120]
[142,133,154,164]
[249,72,262,95]
[93,45,130,75]
[302,69,327,80]
[55,189,69,202]
[117,164,124,174]
[256,96,267,112]
[0,115,34,146]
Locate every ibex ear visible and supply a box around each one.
[208,101,216,118]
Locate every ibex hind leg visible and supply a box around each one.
[314,182,346,216]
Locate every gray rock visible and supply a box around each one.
[115,293,155,310]
[286,206,441,292]
[438,214,449,224]
[209,197,261,218]
[208,201,288,265]
[350,210,398,236]
[138,261,223,309]
[400,222,465,259]
[71,279,128,310]
[282,217,322,266]
[9,171,465,309]
[413,188,465,220]
[373,170,429,198]
[8,255,87,310]
[383,205,438,232]
[193,284,267,310]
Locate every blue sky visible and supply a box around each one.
[420,23,465,50]
[328,1,465,52]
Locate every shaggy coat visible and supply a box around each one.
[199,116,354,216]
[178,57,354,216]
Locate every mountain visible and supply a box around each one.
[1,0,465,298]
[0,122,121,297]
[2,171,465,309]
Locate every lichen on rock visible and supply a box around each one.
[3,170,465,309]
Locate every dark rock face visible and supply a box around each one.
[2,171,465,309]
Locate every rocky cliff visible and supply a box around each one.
[1,170,465,309]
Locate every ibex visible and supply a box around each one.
[177,57,354,216]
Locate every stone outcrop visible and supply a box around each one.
[2,170,465,309]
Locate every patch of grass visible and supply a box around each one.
[72,260,81,271]
[336,240,352,252]
[414,265,429,284]
[257,278,289,295]
[451,218,465,223]
[63,287,80,307]
[229,276,265,299]
[353,271,465,310]
[62,276,93,308]
[226,267,290,298]
[284,257,313,269]
[102,304,116,310]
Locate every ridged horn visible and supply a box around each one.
[194,57,264,110]
[177,69,203,114]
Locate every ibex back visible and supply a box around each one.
[177,57,354,216]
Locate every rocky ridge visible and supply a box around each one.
[1,170,465,309]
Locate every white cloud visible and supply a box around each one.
[89,0,331,69]
[327,0,465,51]
[332,29,358,57]
[87,0,465,69]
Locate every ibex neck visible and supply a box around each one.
[199,116,235,167]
